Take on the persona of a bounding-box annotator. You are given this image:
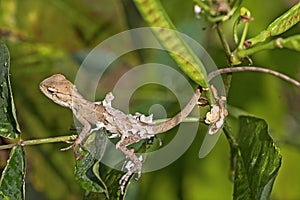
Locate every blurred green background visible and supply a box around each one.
[0,0,300,199]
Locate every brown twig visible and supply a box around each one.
[208,66,300,87]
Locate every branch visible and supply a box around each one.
[0,135,77,150]
[208,66,300,87]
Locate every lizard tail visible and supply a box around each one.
[152,88,201,134]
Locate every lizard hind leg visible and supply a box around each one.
[116,136,144,194]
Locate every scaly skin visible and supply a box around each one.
[40,74,201,194]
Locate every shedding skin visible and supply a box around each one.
[40,74,202,194]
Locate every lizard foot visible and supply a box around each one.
[60,141,74,151]
[60,139,84,160]
[119,156,143,195]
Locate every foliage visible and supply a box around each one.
[230,117,282,199]
[0,146,25,199]
[0,42,25,199]
[0,42,20,139]
[0,0,299,200]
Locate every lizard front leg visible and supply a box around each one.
[62,109,91,159]
[116,135,144,194]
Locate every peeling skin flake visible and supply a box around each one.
[204,86,228,135]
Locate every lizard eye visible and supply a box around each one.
[47,87,57,94]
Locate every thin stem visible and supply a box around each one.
[216,24,241,65]
[208,66,300,87]
[223,121,238,177]
[216,23,235,95]
[237,20,249,50]
[223,121,238,148]
[0,135,77,150]
[216,24,232,61]
[0,143,16,150]
[236,40,276,58]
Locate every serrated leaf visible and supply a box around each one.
[75,129,136,199]
[0,145,26,200]
[74,151,107,194]
[233,116,282,200]
[0,41,21,139]
[75,130,111,198]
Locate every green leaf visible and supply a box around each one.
[84,131,108,161]
[247,2,300,46]
[233,116,282,200]
[83,191,108,200]
[0,191,10,200]
[0,41,21,139]
[0,146,26,200]
[133,0,209,88]
[266,1,300,36]
[96,162,129,200]
[74,130,109,196]
[280,35,300,51]
[74,150,108,194]
[0,42,25,199]
[75,129,149,199]
[75,129,133,199]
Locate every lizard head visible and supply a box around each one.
[40,74,77,108]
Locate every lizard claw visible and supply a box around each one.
[119,156,143,195]
[119,166,142,195]
[60,139,84,160]
[60,144,74,151]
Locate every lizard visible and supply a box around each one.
[39,74,226,194]
[39,74,203,193]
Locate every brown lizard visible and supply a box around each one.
[39,74,203,194]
